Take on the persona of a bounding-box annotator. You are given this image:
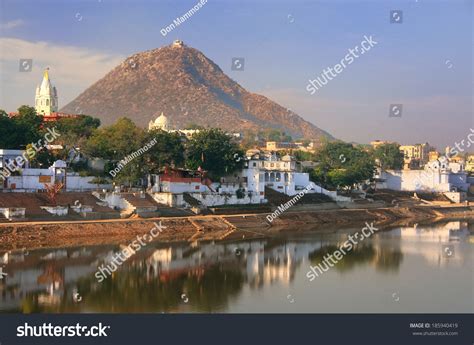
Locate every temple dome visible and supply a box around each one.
[148,112,169,131]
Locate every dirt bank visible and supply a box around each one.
[0,206,472,251]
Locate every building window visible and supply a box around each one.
[276,173,281,182]
[252,162,256,167]
[46,99,49,106]
[270,172,275,182]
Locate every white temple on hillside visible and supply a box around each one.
[148,111,242,139]
[148,112,170,131]
[35,68,58,116]
[148,112,200,138]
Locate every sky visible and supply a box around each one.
[0,0,472,150]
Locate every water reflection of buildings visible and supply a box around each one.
[0,221,470,312]
[144,241,325,288]
[0,248,97,311]
[376,221,469,267]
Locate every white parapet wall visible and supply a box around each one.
[191,192,264,207]
[151,191,264,208]
[40,206,68,216]
[5,173,111,192]
[0,207,26,219]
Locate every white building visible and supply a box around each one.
[148,112,170,131]
[148,112,199,138]
[148,167,266,208]
[148,112,240,139]
[0,149,30,172]
[241,151,311,196]
[35,68,58,116]
[376,158,469,193]
[146,150,344,208]
[1,160,110,192]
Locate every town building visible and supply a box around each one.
[376,157,469,195]
[0,149,30,173]
[400,143,431,169]
[428,151,440,162]
[1,160,110,192]
[264,141,315,153]
[466,155,474,173]
[143,149,345,209]
[370,140,394,149]
[244,151,310,196]
[265,141,297,151]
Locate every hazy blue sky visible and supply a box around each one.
[0,0,472,150]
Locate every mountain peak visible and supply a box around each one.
[61,43,333,141]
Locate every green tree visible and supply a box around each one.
[142,130,185,174]
[240,130,260,150]
[0,110,22,149]
[372,143,404,170]
[83,118,145,186]
[84,118,144,160]
[293,150,316,162]
[46,115,100,146]
[261,129,292,142]
[184,123,205,130]
[185,128,244,179]
[0,106,43,148]
[25,143,55,168]
[14,105,43,144]
[310,141,375,190]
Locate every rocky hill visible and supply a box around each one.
[61,41,333,141]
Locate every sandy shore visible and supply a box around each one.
[0,205,472,251]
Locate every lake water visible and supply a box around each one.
[0,220,472,313]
